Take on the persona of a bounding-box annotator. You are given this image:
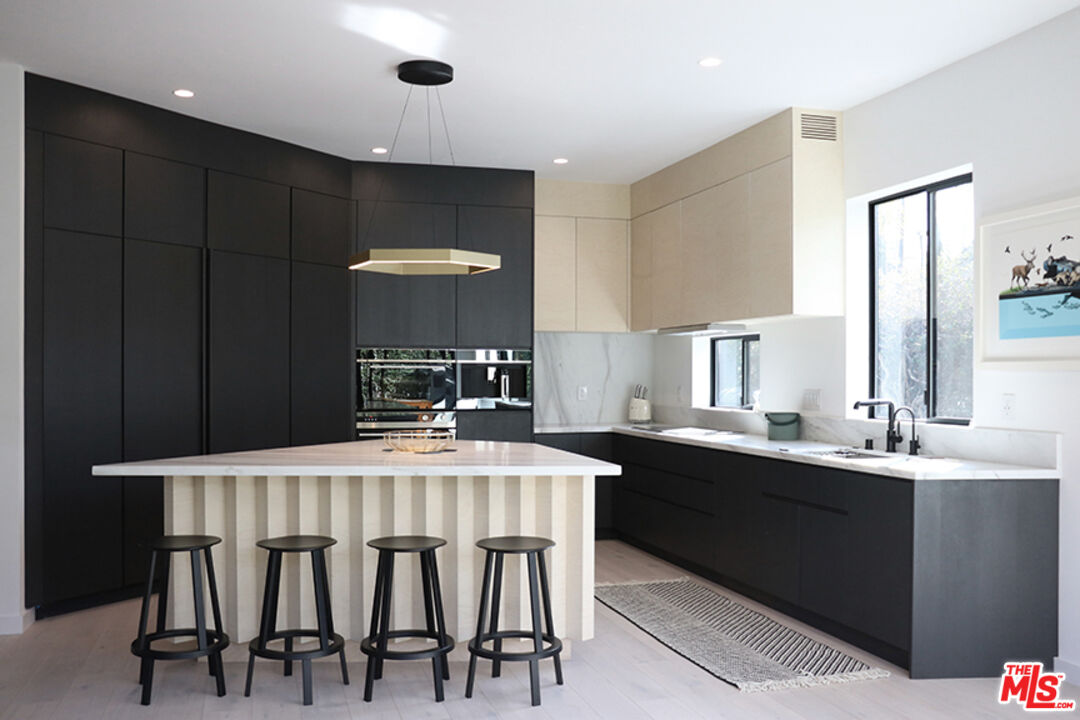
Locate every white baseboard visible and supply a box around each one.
[1055,656,1080,686]
[0,607,33,635]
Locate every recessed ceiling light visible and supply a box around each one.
[371,146,389,155]
[698,57,723,68]
[553,158,569,165]
[173,88,195,98]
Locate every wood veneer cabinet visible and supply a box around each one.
[629,108,843,331]
[534,180,630,332]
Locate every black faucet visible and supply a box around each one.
[853,398,904,453]
[892,406,920,456]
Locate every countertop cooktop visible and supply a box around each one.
[540,424,1058,481]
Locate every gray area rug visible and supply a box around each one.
[595,579,890,692]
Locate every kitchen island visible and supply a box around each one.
[93,440,620,650]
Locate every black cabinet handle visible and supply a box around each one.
[761,491,847,516]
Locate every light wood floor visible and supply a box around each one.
[0,540,1053,719]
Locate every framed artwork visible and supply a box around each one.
[979,196,1080,365]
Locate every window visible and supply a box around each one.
[870,174,973,421]
[711,335,760,408]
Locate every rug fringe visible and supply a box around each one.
[738,668,892,693]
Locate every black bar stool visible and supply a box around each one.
[466,536,563,707]
[131,534,230,706]
[244,535,348,706]
[362,535,454,703]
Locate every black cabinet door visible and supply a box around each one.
[208,251,291,452]
[207,171,290,258]
[42,229,123,604]
[292,189,351,266]
[455,206,532,348]
[354,200,457,348]
[798,504,849,622]
[122,240,204,585]
[124,152,205,247]
[744,486,800,604]
[43,134,122,237]
[456,411,533,442]
[844,472,912,650]
[291,261,351,446]
[534,433,580,453]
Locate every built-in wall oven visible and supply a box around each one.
[356,348,532,438]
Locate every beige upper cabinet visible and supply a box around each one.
[535,180,630,333]
[629,108,843,331]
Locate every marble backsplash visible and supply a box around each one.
[534,332,655,427]
[652,404,1060,470]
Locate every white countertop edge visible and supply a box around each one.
[94,463,621,478]
[612,427,1059,481]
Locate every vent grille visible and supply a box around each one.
[800,113,838,141]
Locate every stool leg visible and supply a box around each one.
[190,550,208,652]
[420,552,444,702]
[140,658,154,706]
[302,658,313,706]
[284,638,293,676]
[428,550,451,681]
[538,550,563,685]
[312,550,330,651]
[364,550,393,701]
[489,552,504,678]
[244,653,255,697]
[136,550,158,669]
[155,552,170,634]
[527,552,543,707]
[204,548,224,685]
[314,549,349,686]
[465,550,494,699]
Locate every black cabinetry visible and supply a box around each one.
[208,251,291,453]
[354,200,457,348]
[457,411,533,442]
[534,433,616,536]
[43,135,122,237]
[611,432,1057,677]
[291,262,352,446]
[292,189,351,266]
[124,152,205,247]
[455,206,533,349]
[208,171,290,259]
[122,240,204,585]
[41,230,124,603]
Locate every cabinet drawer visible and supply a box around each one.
[618,489,713,569]
[615,434,715,481]
[624,463,714,512]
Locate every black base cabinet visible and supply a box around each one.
[610,433,1058,678]
[457,411,533,443]
[535,433,616,537]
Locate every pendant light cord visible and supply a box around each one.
[385,84,413,163]
[426,87,433,164]
[435,87,456,166]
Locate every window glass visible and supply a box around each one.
[933,183,975,418]
[713,338,743,408]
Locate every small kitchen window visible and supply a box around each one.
[711,335,759,409]
[870,173,973,421]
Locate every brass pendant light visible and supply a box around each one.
[349,60,500,276]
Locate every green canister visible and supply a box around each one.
[765,412,800,441]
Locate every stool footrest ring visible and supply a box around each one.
[467,630,562,661]
[247,629,345,661]
[131,628,230,661]
[360,629,455,661]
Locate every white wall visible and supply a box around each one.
[843,8,1080,675]
[0,63,29,634]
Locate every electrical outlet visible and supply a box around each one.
[577,385,588,401]
[802,388,821,411]
[1002,392,1016,419]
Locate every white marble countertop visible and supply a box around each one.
[93,440,623,478]
[613,426,1058,481]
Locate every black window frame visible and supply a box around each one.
[868,172,973,424]
[710,334,760,409]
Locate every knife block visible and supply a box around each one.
[628,397,651,423]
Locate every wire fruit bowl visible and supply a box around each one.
[383,430,455,454]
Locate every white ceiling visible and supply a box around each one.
[1,1,1078,184]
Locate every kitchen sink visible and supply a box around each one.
[802,448,888,460]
